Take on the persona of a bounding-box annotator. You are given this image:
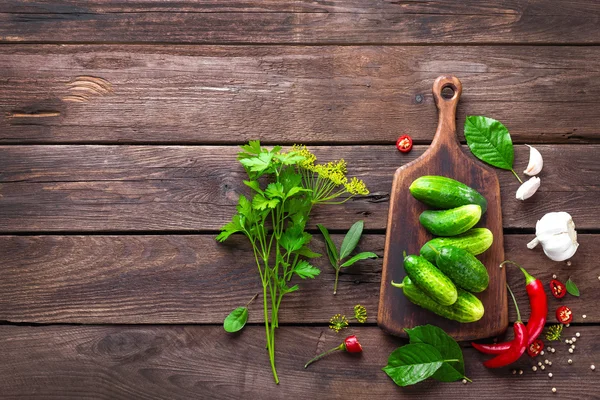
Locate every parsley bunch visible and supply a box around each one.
[217,141,369,384]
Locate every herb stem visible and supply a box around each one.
[511,168,523,184]
[245,293,260,308]
[333,265,340,295]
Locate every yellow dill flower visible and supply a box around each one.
[345,177,369,195]
[353,304,368,323]
[329,314,349,333]
[292,144,317,169]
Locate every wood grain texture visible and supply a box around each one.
[0,144,598,232]
[1,324,599,399]
[1,1,600,44]
[1,45,600,144]
[0,234,596,324]
[379,76,506,340]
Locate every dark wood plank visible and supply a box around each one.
[1,324,598,399]
[0,145,598,232]
[0,234,596,324]
[380,76,506,340]
[1,45,600,144]
[1,1,599,44]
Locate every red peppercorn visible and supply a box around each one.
[396,135,413,153]
[556,305,573,324]
[527,339,544,357]
[550,279,566,299]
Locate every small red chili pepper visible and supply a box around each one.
[527,339,544,357]
[304,335,362,368]
[556,305,573,324]
[396,135,413,153]
[483,285,529,368]
[550,279,566,299]
[471,261,547,354]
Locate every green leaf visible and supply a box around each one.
[285,186,311,199]
[252,193,280,211]
[280,166,302,193]
[317,224,339,267]
[340,251,378,268]
[280,228,305,253]
[382,344,445,387]
[216,215,243,242]
[275,151,305,165]
[265,182,285,199]
[464,116,514,170]
[223,307,248,333]
[566,278,580,297]
[340,220,364,260]
[295,246,322,259]
[405,324,465,382]
[239,140,261,156]
[240,152,274,173]
[243,180,263,194]
[293,260,321,279]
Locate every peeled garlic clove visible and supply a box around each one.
[516,176,541,200]
[524,145,543,176]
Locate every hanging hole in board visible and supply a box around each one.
[441,85,456,100]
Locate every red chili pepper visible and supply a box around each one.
[304,335,362,368]
[550,279,566,299]
[396,135,413,153]
[483,285,529,368]
[471,261,547,354]
[556,305,573,324]
[527,339,544,357]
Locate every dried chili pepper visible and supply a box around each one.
[550,279,566,299]
[396,135,413,153]
[304,335,362,368]
[483,285,529,368]
[471,261,547,354]
[556,305,573,324]
[527,339,544,357]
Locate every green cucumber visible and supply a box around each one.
[420,228,493,264]
[419,204,482,237]
[429,245,489,293]
[391,276,484,323]
[410,175,487,213]
[403,252,457,306]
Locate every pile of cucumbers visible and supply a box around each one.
[391,176,494,323]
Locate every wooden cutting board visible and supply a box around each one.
[377,76,508,341]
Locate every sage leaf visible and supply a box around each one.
[340,251,378,268]
[382,343,445,387]
[566,278,580,297]
[223,307,249,333]
[317,224,339,266]
[340,220,364,260]
[464,116,514,171]
[405,325,465,382]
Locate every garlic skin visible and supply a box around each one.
[527,212,579,261]
[524,145,543,176]
[516,176,541,200]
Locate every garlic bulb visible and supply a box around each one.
[524,145,543,176]
[527,212,578,261]
[516,176,541,200]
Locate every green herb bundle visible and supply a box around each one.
[217,141,368,384]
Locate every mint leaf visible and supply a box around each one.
[223,307,248,333]
[340,220,364,260]
[464,116,514,170]
[340,251,378,268]
[405,324,465,382]
[566,278,580,297]
[317,224,339,266]
[382,343,445,387]
[293,260,321,279]
[252,193,279,211]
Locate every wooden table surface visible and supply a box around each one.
[1,1,599,399]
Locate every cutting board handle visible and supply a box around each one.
[430,75,463,150]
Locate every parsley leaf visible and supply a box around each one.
[293,260,321,279]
